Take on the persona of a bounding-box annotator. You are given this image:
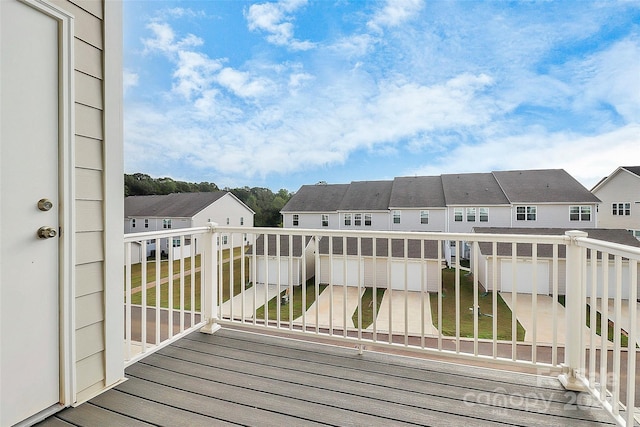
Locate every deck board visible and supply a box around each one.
[40,327,617,426]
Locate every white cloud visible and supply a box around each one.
[216,68,272,98]
[367,0,424,32]
[411,124,640,189]
[245,0,316,50]
[123,70,139,94]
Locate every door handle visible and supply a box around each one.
[37,226,57,239]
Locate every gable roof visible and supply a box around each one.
[389,176,445,208]
[125,191,231,218]
[338,180,393,211]
[591,166,640,192]
[492,169,600,203]
[281,184,350,212]
[441,173,510,205]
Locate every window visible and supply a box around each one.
[240,217,244,225]
[292,214,299,226]
[364,213,372,226]
[222,235,228,245]
[163,219,172,229]
[226,217,230,225]
[454,208,463,222]
[393,210,401,224]
[344,213,351,226]
[479,207,489,222]
[466,207,476,222]
[321,214,329,227]
[420,210,429,224]
[612,203,631,216]
[131,219,136,228]
[570,205,591,221]
[144,219,149,228]
[516,206,536,221]
[354,213,362,226]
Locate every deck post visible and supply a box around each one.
[201,222,221,334]
[559,230,588,391]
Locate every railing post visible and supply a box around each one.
[201,222,221,334]
[559,230,588,391]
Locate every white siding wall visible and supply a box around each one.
[511,204,598,229]
[389,208,447,232]
[592,171,640,230]
[285,212,340,229]
[48,0,123,404]
[447,206,512,232]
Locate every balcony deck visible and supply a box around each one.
[40,327,616,427]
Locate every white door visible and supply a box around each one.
[1,0,61,425]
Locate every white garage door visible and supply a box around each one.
[501,259,549,294]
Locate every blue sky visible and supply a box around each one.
[123,0,640,192]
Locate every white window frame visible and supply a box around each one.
[240,217,244,225]
[612,202,631,216]
[292,214,299,226]
[321,214,329,227]
[479,207,489,222]
[354,213,362,226]
[454,208,463,222]
[144,219,149,228]
[393,210,401,224]
[570,205,591,221]
[131,218,136,228]
[364,213,372,226]
[163,218,172,229]
[344,213,351,226]
[420,210,429,224]
[516,206,536,221]
[466,207,476,222]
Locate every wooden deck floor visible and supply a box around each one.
[39,327,618,427]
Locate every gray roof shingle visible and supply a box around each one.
[281,184,350,212]
[473,227,640,258]
[622,166,640,177]
[441,173,510,205]
[338,180,393,211]
[125,192,228,218]
[389,176,445,208]
[493,169,600,203]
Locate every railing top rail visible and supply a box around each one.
[214,225,570,244]
[124,226,212,243]
[576,236,640,259]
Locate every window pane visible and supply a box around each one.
[570,206,580,221]
[364,213,372,226]
[466,207,476,222]
[454,208,463,222]
[420,210,429,224]
[344,213,351,226]
[355,213,362,226]
[479,208,488,222]
[393,211,400,224]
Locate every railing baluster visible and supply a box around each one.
[125,242,132,361]
[511,241,517,361]
[600,249,609,400]
[491,241,497,359]
[624,259,637,427]
[179,236,185,333]
[473,240,478,357]
[455,240,460,354]
[437,239,443,351]
[190,233,195,328]
[141,240,147,353]
[588,248,598,386]
[168,236,174,340]
[552,243,558,366]
[276,234,281,329]
[288,234,293,330]
[155,238,161,346]
[372,237,378,343]
[612,254,622,417]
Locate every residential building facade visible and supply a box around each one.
[125,191,254,258]
[591,166,640,238]
[281,169,601,233]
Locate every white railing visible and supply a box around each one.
[123,225,639,426]
[123,226,216,366]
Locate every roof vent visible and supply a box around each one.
[316,181,327,186]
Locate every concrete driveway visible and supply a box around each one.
[500,293,596,346]
[368,290,438,336]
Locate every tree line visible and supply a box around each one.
[125,173,293,227]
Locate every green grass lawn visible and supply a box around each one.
[255,279,327,322]
[430,268,525,341]
[128,256,249,310]
[125,255,200,289]
[353,287,385,329]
